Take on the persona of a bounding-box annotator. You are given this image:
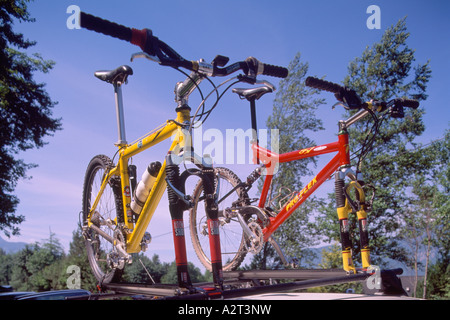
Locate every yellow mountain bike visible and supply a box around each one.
[78,12,288,289]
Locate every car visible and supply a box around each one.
[16,289,92,300]
[0,291,36,300]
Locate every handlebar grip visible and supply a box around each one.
[260,63,289,78]
[305,77,343,94]
[80,12,156,57]
[80,12,132,42]
[396,98,419,109]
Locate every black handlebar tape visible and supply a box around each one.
[80,12,132,42]
[261,63,289,78]
[396,98,420,109]
[305,77,344,94]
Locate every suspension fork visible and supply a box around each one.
[335,169,371,273]
[165,149,223,290]
[201,159,224,289]
[165,152,192,289]
[346,178,371,271]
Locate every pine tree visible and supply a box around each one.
[0,0,61,237]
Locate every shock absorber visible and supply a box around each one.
[335,174,355,273]
[165,152,191,289]
[355,172,370,270]
[201,156,224,289]
[246,166,262,186]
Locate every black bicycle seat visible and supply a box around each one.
[94,65,133,85]
[232,86,273,101]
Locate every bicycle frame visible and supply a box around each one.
[87,108,191,254]
[251,125,370,273]
[254,131,349,239]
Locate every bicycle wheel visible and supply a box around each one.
[81,155,124,284]
[189,167,250,271]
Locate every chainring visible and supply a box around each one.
[245,221,264,254]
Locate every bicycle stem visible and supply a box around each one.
[174,69,204,109]
[338,108,371,131]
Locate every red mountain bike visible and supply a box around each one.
[189,77,419,274]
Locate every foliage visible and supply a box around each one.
[403,131,449,298]
[7,231,65,291]
[0,0,61,237]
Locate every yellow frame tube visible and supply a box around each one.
[87,166,119,227]
[87,108,192,254]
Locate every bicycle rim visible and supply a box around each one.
[189,167,249,272]
[82,155,124,284]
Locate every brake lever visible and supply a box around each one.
[131,52,161,64]
[332,101,349,110]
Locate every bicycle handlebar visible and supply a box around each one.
[305,76,420,112]
[305,76,343,94]
[392,98,419,109]
[79,12,288,79]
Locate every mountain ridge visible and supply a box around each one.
[0,236,28,254]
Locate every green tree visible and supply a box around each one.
[318,243,341,269]
[317,18,432,268]
[160,261,210,284]
[8,232,66,292]
[25,232,65,291]
[249,52,325,269]
[0,0,61,237]
[65,227,98,291]
[403,131,449,299]
[124,253,169,284]
[0,248,13,285]
[10,244,35,291]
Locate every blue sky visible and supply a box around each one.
[7,0,449,268]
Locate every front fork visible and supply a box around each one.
[165,151,223,290]
[335,168,371,273]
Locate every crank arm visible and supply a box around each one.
[88,224,131,260]
[236,212,256,241]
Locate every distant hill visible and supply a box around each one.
[0,236,27,254]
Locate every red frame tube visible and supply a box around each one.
[251,134,350,241]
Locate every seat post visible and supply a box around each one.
[249,98,260,164]
[113,83,127,146]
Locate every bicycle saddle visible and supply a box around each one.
[94,65,133,85]
[232,86,273,101]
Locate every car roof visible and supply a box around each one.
[17,289,91,300]
[0,291,36,300]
